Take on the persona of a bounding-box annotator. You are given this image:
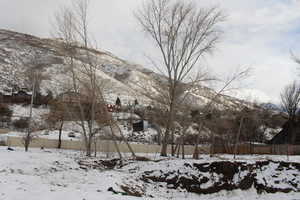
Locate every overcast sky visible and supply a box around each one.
[1,0,300,103]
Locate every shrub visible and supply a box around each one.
[0,103,12,118]
[13,118,29,130]
[0,104,12,125]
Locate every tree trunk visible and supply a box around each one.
[181,136,185,159]
[210,135,215,157]
[109,124,122,159]
[234,117,244,159]
[160,127,171,156]
[58,122,63,149]
[290,120,296,156]
[286,121,291,161]
[115,122,136,157]
[157,129,161,145]
[176,143,180,158]
[171,128,175,156]
[161,142,168,157]
[24,137,29,152]
[86,139,92,157]
[94,138,97,157]
[24,73,36,152]
[193,122,205,159]
[161,101,175,157]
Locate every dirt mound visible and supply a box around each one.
[141,160,300,195]
[78,156,155,170]
[78,158,126,170]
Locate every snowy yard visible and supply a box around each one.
[0,147,300,200]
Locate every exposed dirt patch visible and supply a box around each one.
[78,158,127,170]
[141,160,300,195]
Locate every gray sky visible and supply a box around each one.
[1,0,300,103]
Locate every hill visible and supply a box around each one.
[0,29,245,109]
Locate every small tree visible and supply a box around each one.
[46,100,66,149]
[192,68,252,159]
[23,59,45,152]
[0,104,12,127]
[116,97,121,107]
[134,99,139,106]
[13,118,29,130]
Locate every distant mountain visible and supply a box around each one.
[225,88,278,104]
[0,29,246,109]
[260,103,283,112]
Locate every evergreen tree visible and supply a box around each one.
[116,97,121,107]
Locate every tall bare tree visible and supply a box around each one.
[53,0,135,158]
[23,54,47,152]
[281,81,300,123]
[280,81,300,156]
[135,0,224,156]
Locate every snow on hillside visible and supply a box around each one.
[0,29,248,109]
[10,104,49,128]
[225,88,277,104]
[263,127,281,141]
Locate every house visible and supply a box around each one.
[269,121,300,145]
[57,91,84,103]
[132,120,149,132]
[133,120,144,132]
[0,89,32,103]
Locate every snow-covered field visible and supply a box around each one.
[0,147,132,200]
[0,147,300,200]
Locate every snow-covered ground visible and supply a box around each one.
[3,125,158,144]
[0,147,300,200]
[10,104,49,121]
[3,130,82,141]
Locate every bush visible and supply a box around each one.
[0,103,12,122]
[13,118,29,130]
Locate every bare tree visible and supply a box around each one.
[135,0,224,156]
[192,68,251,159]
[45,100,66,149]
[23,55,46,152]
[280,81,300,157]
[281,81,300,123]
[233,107,247,159]
[52,0,101,156]
[53,0,135,158]
[23,75,35,152]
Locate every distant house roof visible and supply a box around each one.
[13,90,32,96]
[269,121,300,145]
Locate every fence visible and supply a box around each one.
[212,143,300,155]
[4,137,300,155]
[5,136,198,155]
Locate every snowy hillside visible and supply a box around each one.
[0,29,247,108]
[225,88,275,103]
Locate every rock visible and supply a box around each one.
[7,147,14,151]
